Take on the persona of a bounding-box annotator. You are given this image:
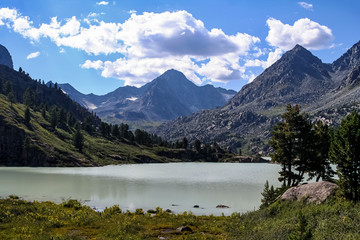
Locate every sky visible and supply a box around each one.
[0,0,359,95]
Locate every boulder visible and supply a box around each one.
[216,204,230,208]
[280,181,338,204]
[176,226,192,232]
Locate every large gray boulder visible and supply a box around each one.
[280,181,338,204]
[0,44,13,69]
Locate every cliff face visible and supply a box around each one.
[0,44,13,69]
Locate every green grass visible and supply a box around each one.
[1,196,360,239]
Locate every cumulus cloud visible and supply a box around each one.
[26,51,40,59]
[245,48,283,69]
[298,2,313,11]
[266,18,333,51]
[0,7,267,86]
[96,1,109,6]
[81,60,104,70]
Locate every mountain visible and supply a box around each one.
[155,40,360,154]
[0,45,236,166]
[0,44,13,69]
[59,69,236,121]
[226,44,333,111]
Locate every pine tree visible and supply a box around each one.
[41,106,47,119]
[260,180,276,208]
[7,91,16,106]
[24,107,31,125]
[329,111,360,201]
[182,137,188,149]
[49,107,58,129]
[270,105,315,186]
[111,124,120,138]
[23,87,35,106]
[73,129,84,152]
[308,121,334,181]
[194,139,201,152]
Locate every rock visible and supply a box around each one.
[165,209,172,213]
[280,181,338,204]
[193,205,199,208]
[0,44,13,69]
[176,226,193,232]
[216,204,230,208]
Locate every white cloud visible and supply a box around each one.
[265,48,283,67]
[26,51,40,59]
[128,10,137,14]
[0,7,270,86]
[101,56,201,86]
[0,7,17,25]
[245,48,283,69]
[298,2,313,11]
[266,18,333,51]
[96,1,109,6]
[81,60,104,70]
[100,11,259,85]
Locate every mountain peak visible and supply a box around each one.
[227,43,331,109]
[332,40,360,72]
[281,44,318,62]
[152,69,191,87]
[0,44,13,69]
[159,69,187,80]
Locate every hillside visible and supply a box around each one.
[59,69,236,121]
[155,40,360,154]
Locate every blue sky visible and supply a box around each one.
[0,0,359,95]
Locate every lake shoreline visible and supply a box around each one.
[0,163,281,215]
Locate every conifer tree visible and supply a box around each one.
[308,121,334,181]
[194,139,201,152]
[24,107,31,125]
[73,129,84,152]
[23,87,35,107]
[7,91,16,106]
[329,111,360,201]
[270,105,315,186]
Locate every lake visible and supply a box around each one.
[0,163,281,215]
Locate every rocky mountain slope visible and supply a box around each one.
[0,44,13,69]
[155,40,360,154]
[60,69,236,121]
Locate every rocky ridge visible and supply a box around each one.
[59,69,236,121]
[155,41,360,154]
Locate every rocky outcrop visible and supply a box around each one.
[0,44,13,69]
[280,181,338,204]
